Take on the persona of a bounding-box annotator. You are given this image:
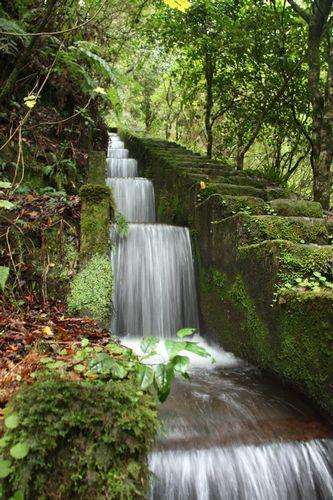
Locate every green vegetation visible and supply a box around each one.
[68,254,113,326]
[0,374,157,499]
[80,184,114,263]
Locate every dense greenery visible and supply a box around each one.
[0,0,331,209]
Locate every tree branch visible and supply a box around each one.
[287,0,311,22]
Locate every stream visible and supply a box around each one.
[107,132,333,500]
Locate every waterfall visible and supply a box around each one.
[111,224,199,337]
[106,132,333,500]
[106,178,156,223]
[107,158,138,177]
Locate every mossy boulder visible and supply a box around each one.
[0,375,157,499]
[68,254,113,327]
[270,198,323,218]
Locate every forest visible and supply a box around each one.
[0,0,332,499]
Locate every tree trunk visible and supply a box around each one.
[204,53,214,158]
[313,34,333,208]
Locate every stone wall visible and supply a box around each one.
[122,132,333,419]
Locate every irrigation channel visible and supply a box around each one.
[107,133,333,500]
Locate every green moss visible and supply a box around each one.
[80,184,115,205]
[208,181,265,198]
[211,271,270,366]
[1,375,157,499]
[241,215,330,245]
[269,198,323,218]
[87,151,107,185]
[266,187,290,200]
[80,184,114,262]
[276,289,333,414]
[67,254,113,327]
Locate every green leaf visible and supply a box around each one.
[10,442,29,459]
[184,342,211,358]
[165,340,187,358]
[81,338,90,348]
[137,365,154,390]
[154,363,174,402]
[0,435,10,448]
[0,266,10,291]
[0,181,11,189]
[0,459,12,479]
[111,361,128,379]
[140,337,159,354]
[171,355,189,374]
[74,364,85,373]
[5,413,19,429]
[0,200,15,210]
[176,328,196,338]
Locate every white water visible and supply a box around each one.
[107,132,333,500]
[106,177,155,222]
[107,158,138,177]
[111,224,199,337]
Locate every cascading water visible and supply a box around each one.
[107,132,333,499]
[111,224,198,337]
[106,178,156,223]
[107,158,138,177]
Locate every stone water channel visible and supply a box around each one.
[107,132,333,499]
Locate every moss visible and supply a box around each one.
[215,195,270,217]
[276,289,333,414]
[265,187,290,200]
[67,254,113,327]
[80,184,114,262]
[80,184,115,206]
[269,198,323,218]
[87,150,106,185]
[240,215,330,245]
[1,375,157,499]
[211,271,270,366]
[207,181,265,199]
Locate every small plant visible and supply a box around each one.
[114,210,129,237]
[135,328,213,402]
[42,153,78,191]
[273,270,333,304]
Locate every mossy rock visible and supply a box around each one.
[266,187,290,201]
[208,182,266,199]
[1,375,157,499]
[270,198,323,218]
[80,184,115,206]
[216,195,270,217]
[68,254,113,327]
[238,214,330,245]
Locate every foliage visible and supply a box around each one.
[67,255,113,326]
[0,266,10,291]
[136,328,213,401]
[0,373,157,499]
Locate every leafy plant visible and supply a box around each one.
[42,156,78,191]
[136,328,213,402]
[114,210,129,237]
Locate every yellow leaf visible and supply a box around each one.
[24,94,37,109]
[200,181,206,190]
[162,0,190,12]
[42,326,53,336]
[94,86,107,95]
[25,99,36,109]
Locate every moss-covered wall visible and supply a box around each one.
[75,153,115,326]
[122,132,333,418]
